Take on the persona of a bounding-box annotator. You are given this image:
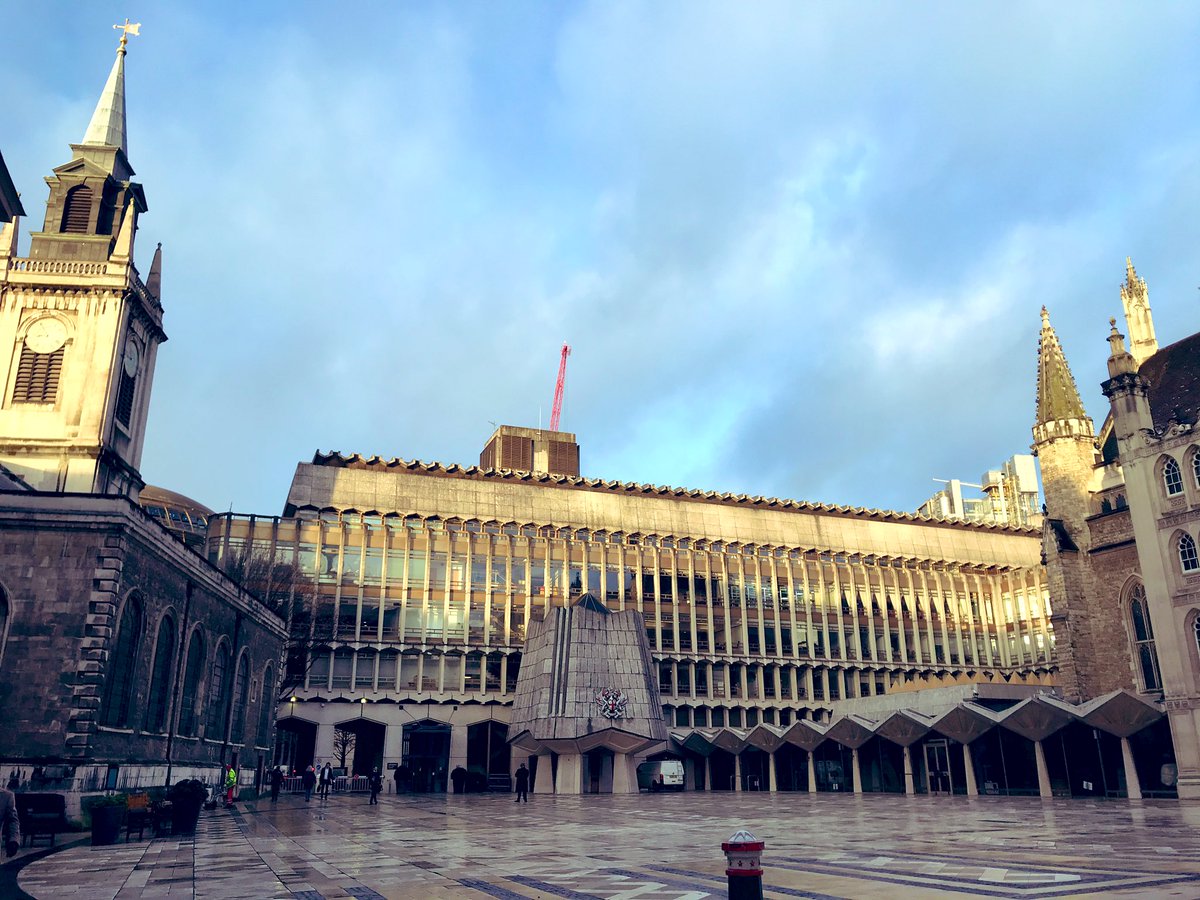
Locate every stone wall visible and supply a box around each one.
[0,492,287,775]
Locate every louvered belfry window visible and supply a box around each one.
[61,184,94,234]
[115,370,136,426]
[12,346,64,403]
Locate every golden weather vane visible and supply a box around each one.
[113,19,142,52]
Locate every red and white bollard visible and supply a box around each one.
[722,829,765,900]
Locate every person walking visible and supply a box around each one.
[318,762,333,800]
[514,763,529,803]
[450,765,467,795]
[302,765,316,802]
[269,765,283,802]
[369,768,382,805]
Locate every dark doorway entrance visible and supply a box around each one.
[403,720,450,792]
[466,721,511,792]
[274,717,317,773]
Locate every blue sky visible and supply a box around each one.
[7,3,1200,516]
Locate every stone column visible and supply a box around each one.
[448,721,469,773]
[851,747,863,794]
[684,757,698,791]
[533,752,555,794]
[734,752,742,791]
[1034,740,1052,798]
[902,745,915,796]
[767,751,777,793]
[556,753,583,795]
[807,751,817,794]
[704,757,713,791]
[1121,737,1143,800]
[962,742,978,796]
[612,752,638,794]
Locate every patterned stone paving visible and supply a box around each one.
[9,792,1200,898]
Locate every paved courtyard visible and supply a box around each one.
[6,791,1200,899]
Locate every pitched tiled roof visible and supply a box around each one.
[1139,330,1200,431]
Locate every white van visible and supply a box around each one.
[637,759,685,792]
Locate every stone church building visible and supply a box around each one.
[0,35,286,815]
[1037,262,1200,799]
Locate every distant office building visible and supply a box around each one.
[918,455,1042,529]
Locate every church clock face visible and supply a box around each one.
[24,318,67,354]
[123,341,140,376]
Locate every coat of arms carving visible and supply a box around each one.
[595,687,629,719]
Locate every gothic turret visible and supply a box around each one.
[1120,258,1158,368]
[1033,307,1093,446]
[1032,306,1099,702]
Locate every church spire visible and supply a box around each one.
[1119,257,1158,367]
[81,21,139,156]
[1035,306,1088,427]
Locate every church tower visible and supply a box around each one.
[1032,307,1100,701]
[0,27,163,496]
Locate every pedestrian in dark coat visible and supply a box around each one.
[450,765,467,794]
[369,768,383,805]
[514,763,529,803]
[302,766,316,802]
[269,766,283,802]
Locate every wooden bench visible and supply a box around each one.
[15,793,68,847]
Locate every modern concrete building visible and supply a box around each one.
[208,434,1060,794]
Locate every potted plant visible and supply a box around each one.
[166,779,208,835]
[87,793,127,846]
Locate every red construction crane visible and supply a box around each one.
[550,343,571,431]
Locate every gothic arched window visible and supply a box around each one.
[1164,457,1184,496]
[144,614,176,732]
[1181,533,1199,573]
[61,184,93,233]
[230,653,250,744]
[258,664,275,747]
[1128,582,1162,692]
[100,594,143,728]
[206,641,231,740]
[177,630,205,737]
[1192,449,1200,488]
[1194,613,1200,663]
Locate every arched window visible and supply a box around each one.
[177,630,205,737]
[258,664,275,747]
[230,653,250,744]
[1193,450,1200,488]
[1194,614,1200,662]
[1181,533,1199,572]
[1129,582,1162,692]
[144,614,176,732]
[100,595,143,728]
[60,184,93,233]
[1164,457,1184,496]
[206,642,231,740]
